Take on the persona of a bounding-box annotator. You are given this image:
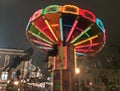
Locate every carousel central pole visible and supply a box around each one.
[48,44,79,91]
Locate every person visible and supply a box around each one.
[33,66,41,78]
[11,71,16,80]
[15,69,21,80]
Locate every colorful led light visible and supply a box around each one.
[62,5,80,15]
[76,43,99,49]
[64,46,68,69]
[30,39,52,47]
[80,9,96,22]
[44,20,58,41]
[54,57,56,70]
[60,17,63,41]
[34,24,55,42]
[76,49,94,52]
[26,4,106,71]
[70,25,92,44]
[74,35,98,46]
[42,5,60,14]
[96,18,105,32]
[30,9,42,22]
[66,20,78,42]
[28,31,53,45]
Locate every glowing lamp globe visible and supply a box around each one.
[26,5,106,56]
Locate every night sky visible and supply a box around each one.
[0,0,120,67]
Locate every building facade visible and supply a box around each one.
[0,48,32,90]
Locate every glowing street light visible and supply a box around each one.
[14,81,19,85]
[75,68,80,74]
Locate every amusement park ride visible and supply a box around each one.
[26,4,106,91]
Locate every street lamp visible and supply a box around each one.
[14,81,19,85]
[75,68,80,74]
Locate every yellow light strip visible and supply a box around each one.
[34,24,54,42]
[51,24,59,27]
[44,20,58,41]
[62,5,79,15]
[89,40,93,49]
[74,35,98,46]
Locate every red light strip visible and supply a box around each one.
[30,39,52,47]
[30,9,42,22]
[76,43,99,48]
[104,29,106,43]
[80,9,96,22]
[41,26,48,30]
[34,24,55,42]
[64,46,68,69]
[76,40,93,54]
[66,20,78,42]
[76,27,82,32]
[76,49,94,52]
[54,57,56,70]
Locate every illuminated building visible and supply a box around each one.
[0,48,32,90]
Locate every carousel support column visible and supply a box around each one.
[49,45,76,91]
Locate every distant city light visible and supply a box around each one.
[14,81,19,85]
[89,82,93,86]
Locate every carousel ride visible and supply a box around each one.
[26,4,106,91]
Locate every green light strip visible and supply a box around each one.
[70,27,91,44]
[86,33,90,37]
[28,31,53,45]
[42,5,59,14]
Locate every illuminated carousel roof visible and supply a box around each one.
[26,5,106,55]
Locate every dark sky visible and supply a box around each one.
[0,0,120,62]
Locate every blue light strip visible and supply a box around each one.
[60,17,63,41]
[26,19,31,31]
[96,18,105,32]
[76,52,87,56]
